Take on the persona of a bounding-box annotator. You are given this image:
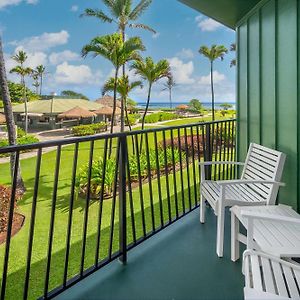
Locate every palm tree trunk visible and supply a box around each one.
[140,83,152,153]
[169,87,172,109]
[108,67,119,157]
[210,61,215,121]
[40,75,43,96]
[0,37,25,193]
[23,78,28,133]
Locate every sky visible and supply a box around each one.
[0,0,236,103]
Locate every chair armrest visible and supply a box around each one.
[216,179,285,187]
[241,211,300,224]
[199,161,245,166]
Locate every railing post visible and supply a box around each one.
[205,123,212,180]
[119,134,128,265]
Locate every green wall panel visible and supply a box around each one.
[237,0,299,210]
[237,23,248,162]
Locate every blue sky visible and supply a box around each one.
[0,0,236,103]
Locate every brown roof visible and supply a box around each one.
[176,104,189,110]
[58,106,96,119]
[94,107,121,116]
[0,113,6,124]
[95,95,121,108]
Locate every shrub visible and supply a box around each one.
[72,122,107,136]
[125,114,139,126]
[76,157,116,199]
[143,112,180,124]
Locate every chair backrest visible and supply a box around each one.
[241,143,286,204]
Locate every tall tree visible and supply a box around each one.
[199,45,228,121]
[10,51,32,132]
[0,37,25,192]
[162,74,176,109]
[61,90,89,100]
[131,57,170,151]
[82,0,155,130]
[82,33,145,154]
[31,72,40,95]
[35,65,47,95]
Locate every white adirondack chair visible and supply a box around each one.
[243,250,300,300]
[199,143,286,257]
[231,204,300,261]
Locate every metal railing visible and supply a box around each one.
[0,119,236,300]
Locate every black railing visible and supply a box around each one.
[0,119,236,300]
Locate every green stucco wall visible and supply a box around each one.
[237,0,300,211]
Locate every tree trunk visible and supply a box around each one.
[108,67,119,157]
[40,75,43,96]
[23,78,28,133]
[0,37,25,193]
[169,87,172,109]
[139,83,152,153]
[210,61,215,121]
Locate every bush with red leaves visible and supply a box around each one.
[0,185,20,233]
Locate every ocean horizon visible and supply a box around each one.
[137,101,236,110]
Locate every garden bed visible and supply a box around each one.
[0,213,25,244]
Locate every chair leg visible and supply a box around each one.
[216,202,225,258]
[200,194,206,224]
[231,211,240,262]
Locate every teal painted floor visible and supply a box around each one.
[55,208,244,300]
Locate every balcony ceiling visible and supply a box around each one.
[179,0,264,29]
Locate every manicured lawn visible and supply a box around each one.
[0,133,201,299]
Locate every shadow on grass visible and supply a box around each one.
[2,184,199,300]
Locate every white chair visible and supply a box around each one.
[200,143,286,257]
[231,204,300,261]
[243,250,300,300]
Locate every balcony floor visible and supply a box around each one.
[55,208,244,300]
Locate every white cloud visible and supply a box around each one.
[195,16,223,32]
[176,48,194,60]
[152,32,160,39]
[70,5,78,12]
[198,71,226,85]
[10,30,70,52]
[49,50,80,65]
[54,62,102,85]
[168,57,195,84]
[0,0,38,9]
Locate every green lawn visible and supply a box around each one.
[0,133,201,299]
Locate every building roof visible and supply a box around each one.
[0,113,5,124]
[58,106,97,119]
[95,95,121,108]
[179,0,263,29]
[176,104,189,110]
[11,99,103,114]
[94,107,121,116]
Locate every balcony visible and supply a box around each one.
[0,119,240,299]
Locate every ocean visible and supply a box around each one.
[137,102,236,110]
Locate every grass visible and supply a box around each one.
[0,132,202,300]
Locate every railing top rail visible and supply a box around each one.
[0,119,236,154]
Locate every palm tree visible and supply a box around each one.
[131,57,170,151]
[162,74,176,109]
[0,37,25,192]
[32,72,40,94]
[102,75,143,132]
[199,45,228,121]
[82,0,155,133]
[35,65,47,95]
[82,33,145,155]
[10,64,33,133]
[81,0,155,44]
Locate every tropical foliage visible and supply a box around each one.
[61,90,89,100]
[71,123,107,136]
[162,74,176,109]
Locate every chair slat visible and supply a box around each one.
[251,254,263,291]
[282,265,300,299]
[271,261,289,297]
[261,257,276,294]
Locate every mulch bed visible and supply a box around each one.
[0,213,25,245]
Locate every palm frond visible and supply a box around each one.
[129,0,152,21]
[80,8,114,23]
[129,23,156,33]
